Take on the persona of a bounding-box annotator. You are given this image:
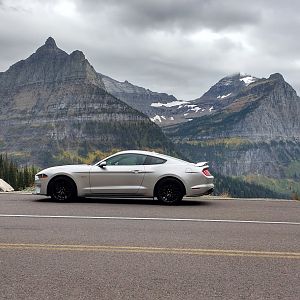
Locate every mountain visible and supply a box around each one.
[101,72,262,127]
[192,73,259,111]
[101,74,206,126]
[101,74,176,115]
[169,73,300,141]
[0,37,175,166]
[164,73,300,195]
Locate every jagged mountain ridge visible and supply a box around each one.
[100,74,177,116]
[0,37,105,90]
[100,74,202,125]
[168,73,300,141]
[100,73,214,126]
[0,37,175,166]
[101,72,261,126]
[164,73,300,181]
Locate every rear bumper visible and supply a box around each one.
[203,188,214,195]
[186,183,214,197]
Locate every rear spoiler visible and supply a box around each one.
[195,162,208,167]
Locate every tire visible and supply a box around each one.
[49,176,77,202]
[156,179,183,205]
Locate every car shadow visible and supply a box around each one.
[35,197,213,206]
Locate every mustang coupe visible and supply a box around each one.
[35,150,214,205]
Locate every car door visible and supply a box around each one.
[89,153,146,195]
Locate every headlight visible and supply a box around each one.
[36,174,48,179]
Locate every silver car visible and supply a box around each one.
[35,150,214,205]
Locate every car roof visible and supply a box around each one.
[116,149,165,157]
[115,150,189,164]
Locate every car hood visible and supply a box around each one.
[37,164,91,175]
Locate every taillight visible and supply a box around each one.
[202,168,212,177]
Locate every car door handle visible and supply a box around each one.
[132,170,142,174]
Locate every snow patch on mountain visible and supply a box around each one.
[151,115,176,123]
[151,100,189,108]
[240,76,257,86]
[150,115,162,122]
[191,107,201,112]
[217,93,232,99]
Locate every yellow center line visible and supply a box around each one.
[0,243,299,259]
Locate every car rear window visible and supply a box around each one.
[144,155,167,165]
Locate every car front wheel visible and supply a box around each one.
[49,177,77,202]
[156,179,183,205]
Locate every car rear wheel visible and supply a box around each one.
[156,179,183,205]
[49,177,77,202]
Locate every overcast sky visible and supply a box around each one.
[1,0,300,100]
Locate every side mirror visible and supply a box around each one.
[99,161,107,168]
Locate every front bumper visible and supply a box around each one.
[34,176,47,195]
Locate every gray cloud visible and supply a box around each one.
[76,0,261,32]
[0,0,300,99]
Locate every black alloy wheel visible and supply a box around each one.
[157,180,183,205]
[50,177,76,202]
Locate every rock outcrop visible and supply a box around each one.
[0,179,14,192]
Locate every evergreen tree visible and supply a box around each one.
[0,154,38,190]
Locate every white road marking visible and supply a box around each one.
[0,214,299,225]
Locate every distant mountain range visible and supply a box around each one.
[102,71,261,126]
[0,37,299,198]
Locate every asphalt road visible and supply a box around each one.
[0,194,299,300]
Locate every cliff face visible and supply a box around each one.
[0,38,173,166]
[165,73,300,179]
[234,74,300,140]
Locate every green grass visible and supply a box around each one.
[185,137,252,148]
[243,175,300,199]
[285,160,300,179]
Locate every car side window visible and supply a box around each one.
[144,155,167,165]
[105,154,147,166]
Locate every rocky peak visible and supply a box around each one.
[193,73,259,111]
[269,73,284,81]
[70,50,86,61]
[0,37,105,90]
[203,73,258,98]
[243,73,297,101]
[35,37,66,57]
[44,37,57,49]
